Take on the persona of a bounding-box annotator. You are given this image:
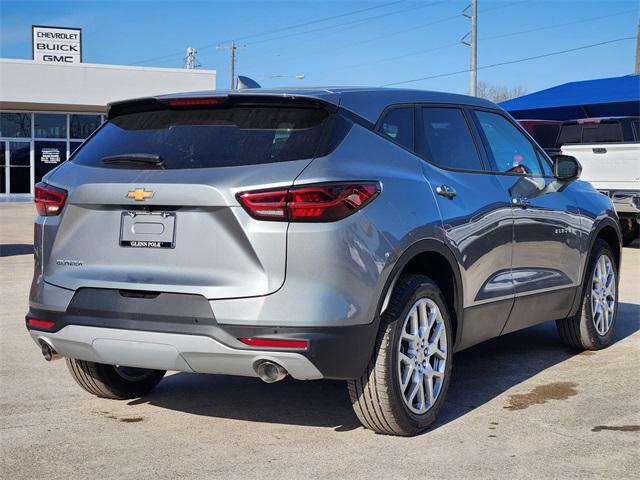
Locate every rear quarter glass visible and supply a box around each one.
[72,105,333,169]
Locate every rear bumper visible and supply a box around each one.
[29,325,323,380]
[601,190,640,216]
[26,287,379,380]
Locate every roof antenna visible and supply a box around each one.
[237,76,261,90]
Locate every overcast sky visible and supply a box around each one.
[1,0,637,94]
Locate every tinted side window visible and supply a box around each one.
[557,124,582,146]
[581,123,623,143]
[378,107,413,150]
[633,121,640,141]
[418,107,482,171]
[475,111,543,176]
[531,124,560,149]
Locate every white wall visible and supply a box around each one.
[0,59,216,111]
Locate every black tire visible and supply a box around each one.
[556,239,619,350]
[348,274,453,436]
[621,220,638,247]
[66,358,165,400]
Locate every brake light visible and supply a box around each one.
[26,318,55,329]
[166,98,222,107]
[237,182,380,222]
[239,337,308,349]
[34,182,67,216]
[577,118,601,124]
[236,189,289,220]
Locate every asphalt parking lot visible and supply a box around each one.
[1,202,638,480]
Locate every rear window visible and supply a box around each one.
[557,124,581,146]
[557,122,624,146]
[531,124,560,149]
[72,105,330,169]
[581,123,623,143]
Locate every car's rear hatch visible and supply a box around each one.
[41,94,338,299]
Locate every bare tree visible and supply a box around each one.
[476,81,527,102]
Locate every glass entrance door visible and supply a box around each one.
[0,142,5,194]
[1,140,32,194]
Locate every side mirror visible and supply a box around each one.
[553,155,581,182]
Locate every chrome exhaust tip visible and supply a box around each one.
[39,339,61,362]
[254,360,288,383]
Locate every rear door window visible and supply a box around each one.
[531,124,560,149]
[377,107,414,150]
[581,123,623,143]
[474,110,544,176]
[72,104,330,169]
[557,124,582,146]
[417,107,483,171]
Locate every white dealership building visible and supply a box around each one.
[0,26,216,197]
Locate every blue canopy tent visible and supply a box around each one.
[500,74,640,121]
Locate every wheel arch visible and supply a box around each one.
[568,216,622,317]
[378,239,464,348]
[593,220,622,269]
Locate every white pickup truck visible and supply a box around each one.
[558,117,640,245]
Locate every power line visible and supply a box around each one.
[482,8,635,42]
[235,0,404,43]
[220,2,435,88]
[242,10,460,69]
[128,0,404,66]
[244,1,445,47]
[381,37,635,87]
[301,8,634,78]
[241,0,526,71]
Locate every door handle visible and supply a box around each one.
[435,185,456,199]
[512,196,530,208]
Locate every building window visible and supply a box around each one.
[35,141,67,183]
[70,114,102,139]
[34,113,67,138]
[0,110,102,195]
[70,141,83,155]
[0,113,32,138]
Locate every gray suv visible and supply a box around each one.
[27,88,622,436]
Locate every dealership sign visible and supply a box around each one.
[32,25,82,64]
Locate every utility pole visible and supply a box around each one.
[217,41,242,90]
[635,16,639,74]
[230,40,236,90]
[461,0,478,96]
[470,0,477,96]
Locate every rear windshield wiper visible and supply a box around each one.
[102,153,165,169]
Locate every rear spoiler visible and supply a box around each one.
[107,93,340,121]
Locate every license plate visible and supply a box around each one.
[120,211,176,249]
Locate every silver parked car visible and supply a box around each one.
[27,88,622,436]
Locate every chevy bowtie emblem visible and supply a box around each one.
[127,188,154,201]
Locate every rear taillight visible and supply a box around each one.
[26,318,55,329]
[239,337,308,349]
[34,182,67,216]
[237,182,380,222]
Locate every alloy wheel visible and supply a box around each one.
[397,298,448,415]
[591,254,616,336]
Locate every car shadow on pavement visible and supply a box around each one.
[434,301,639,430]
[130,303,639,434]
[0,244,33,257]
